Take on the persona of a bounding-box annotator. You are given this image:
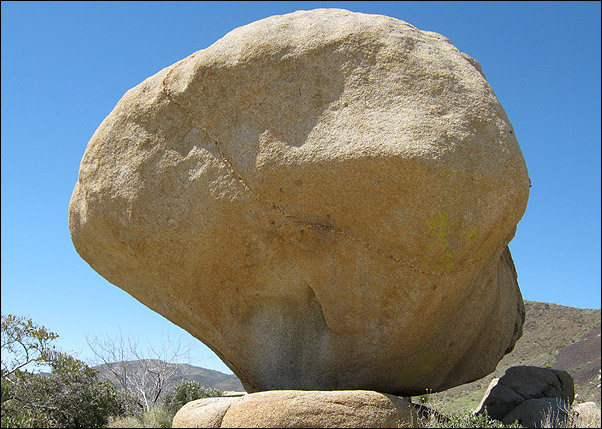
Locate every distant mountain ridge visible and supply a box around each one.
[95,301,600,407]
[165,362,244,392]
[94,360,243,394]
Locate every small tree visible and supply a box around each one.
[1,313,137,428]
[164,380,221,417]
[1,313,57,378]
[164,380,221,414]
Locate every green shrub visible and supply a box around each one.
[2,353,139,428]
[164,380,221,417]
[106,415,142,428]
[107,405,173,428]
[142,406,173,428]
[1,314,138,428]
[108,381,222,429]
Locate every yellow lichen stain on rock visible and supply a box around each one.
[426,212,454,270]
[468,225,479,241]
[397,349,444,388]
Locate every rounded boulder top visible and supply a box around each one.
[69,9,530,395]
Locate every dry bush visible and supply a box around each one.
[106,405,172,428]
[413,393,521,428]
[106,415,141,428]
[419,396,601,429]
[538,402,601,429]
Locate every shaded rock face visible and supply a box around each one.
[69,9,530,395]
[475,366,575,427]
[172,390,419,428]
[502,398,571,428]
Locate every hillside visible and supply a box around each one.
[427,300,601,410]
[164,363,244,392]
[96,300,600,409]
[95,360,244,394]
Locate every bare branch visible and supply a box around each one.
[85,330,189,411]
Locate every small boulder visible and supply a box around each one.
[502,397,571,428]
[220,391,246,397]
[475,366,574,423]
[172,396,240,428]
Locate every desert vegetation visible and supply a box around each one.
[412,394,600,428]
[0,314,220,428]
[106,380,222,428]
[1,313,137,427]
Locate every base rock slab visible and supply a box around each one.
[172,390,420,428]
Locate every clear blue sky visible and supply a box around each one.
[2,1,600,374]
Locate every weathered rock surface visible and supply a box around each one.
[172,390,419,428]
[172,397,240,428]
[69,8,530,394]
[475,366,574,424]
[502,397,571,428]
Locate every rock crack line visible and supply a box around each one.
[161,67,468,278]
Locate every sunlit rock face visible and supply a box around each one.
[69,9,530,395]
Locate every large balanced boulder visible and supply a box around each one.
[69,8,530,394]
[172,390,419,428]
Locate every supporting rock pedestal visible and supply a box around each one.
[172,390,421,428]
